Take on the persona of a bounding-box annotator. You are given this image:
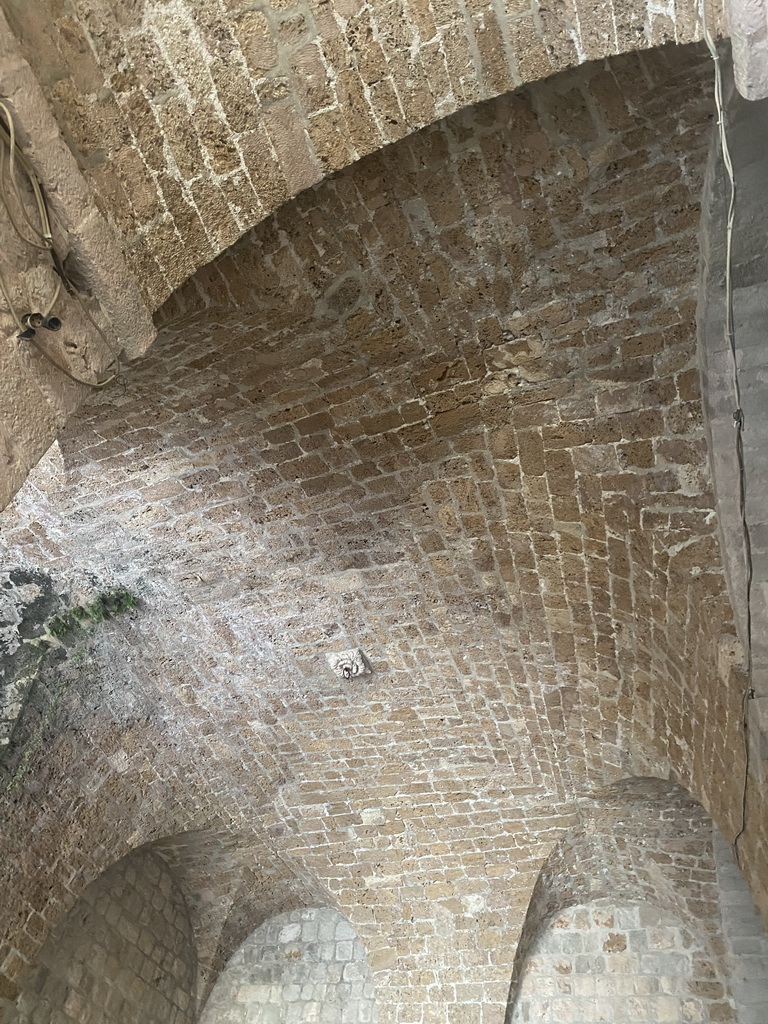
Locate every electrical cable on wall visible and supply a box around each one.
[0,100,122,389]
[702,12,755,867]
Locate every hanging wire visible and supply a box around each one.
[0,262,24,330]
[0,100,122,388]
[0,102,53,245]
[0,132,49,250]
[701,8,755,865]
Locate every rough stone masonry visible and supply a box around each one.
[1,3,767,1024]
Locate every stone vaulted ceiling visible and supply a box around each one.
[2,34,767,1023]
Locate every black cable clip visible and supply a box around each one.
[18,312,62,338]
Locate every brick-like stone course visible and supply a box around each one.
[1,0,725,311]
[506,780,742,1023]
[0,40,765,1024]
[151,828,334,1004]
[512,901,729,1024]
[7,848,196,1024]
[200,908,376,1024]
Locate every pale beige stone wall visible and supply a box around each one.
[511,901,732,1024]
[0,8,155,511]
[2,0,726,312]
[200,908,376,1024]
[713,833,768,1022]
[508,801,768,1022]
[7,848,196,1024]
[697,72,768,792]
[506,780,742,1022]
[0,0,729,511]
[1,44,763,1024]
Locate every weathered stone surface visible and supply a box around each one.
[1,0,727,311]
[1,43,765,1024]
[508,781,754,1023]
[0,9,155,512]
[11,848,196,1024]
[199,908,375,1024]
[698,75,768,790]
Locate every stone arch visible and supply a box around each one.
[0,580,344,1013]
[2,37,767,1024]
[511,899,729,1024]
[4,40,741,809]
[149,830,339,1005]
[2,0,726,311]
[0,798,340,1016]
[6,843,198,1024]
[199,906,377,1024]
[2,824,345,1021]
[505,778,768,1024]
[14,39,745,852]
[0,577,293,1005]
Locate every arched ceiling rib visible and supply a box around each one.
[2,0,726,310]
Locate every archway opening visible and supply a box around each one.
[200,907,376,1024]
[507,779,768,1024]
[511,898,724,1024]
[8,846,197,1024]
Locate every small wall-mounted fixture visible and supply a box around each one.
[18,312,63,340]
[326,648,371,680]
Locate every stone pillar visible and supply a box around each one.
[0,9,155,511]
